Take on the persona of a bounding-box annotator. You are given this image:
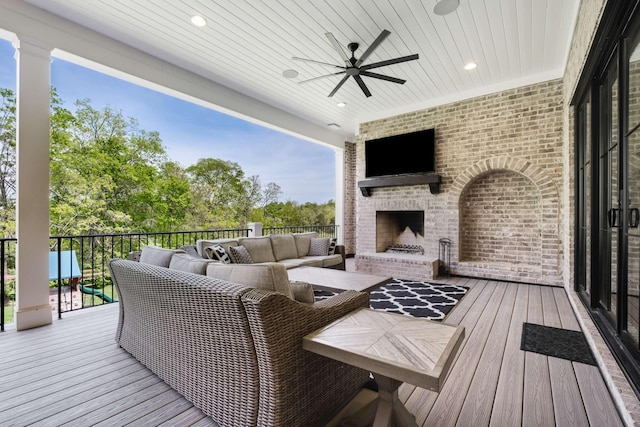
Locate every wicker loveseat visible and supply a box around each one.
[107,258,370,427]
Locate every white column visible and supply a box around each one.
[13,37,52,330]
[334,147,345,245]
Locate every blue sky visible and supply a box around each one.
[0,39,336,204]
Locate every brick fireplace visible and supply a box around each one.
[351,78,564,286]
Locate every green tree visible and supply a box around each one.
[50,99,189,235]
[185,158,247,228]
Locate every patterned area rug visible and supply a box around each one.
[314,278,469,321]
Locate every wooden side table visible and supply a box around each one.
[303,308,464,427]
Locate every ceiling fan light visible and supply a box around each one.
[337,101,347,107]
[433,0,460,16]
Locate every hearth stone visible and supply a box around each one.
[356,252,438,282]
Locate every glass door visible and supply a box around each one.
[624,37,640,348]
[577,92,592,297]
[598,55,619,326]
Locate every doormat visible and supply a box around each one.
[314,278,468,321]
[520,322,596,365]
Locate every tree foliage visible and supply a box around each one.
[0,88,335,237]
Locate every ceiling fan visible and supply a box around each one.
[293,30,419,98]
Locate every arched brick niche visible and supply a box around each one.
[448,156,562,285]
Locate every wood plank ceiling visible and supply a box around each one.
[23,0,580,138]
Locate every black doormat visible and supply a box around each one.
[314,278,468,321]
[520,322,596,365]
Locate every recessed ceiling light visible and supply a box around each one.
[433,0,460,16]
[327,123,341,128]
[282,69,299,79]
[337,102,347,107]
[464,62,477,70]
[190,15,207,27]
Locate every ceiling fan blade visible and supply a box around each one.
[360,54,419,71]
[354,75,372,97]
[298,71,346,84]
[325,32,350,64]
[328,75,350,97]
[355,29,390,67]
[292,57,344,69]
[360,71,406,84]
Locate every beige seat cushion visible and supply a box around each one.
[278,258,319,269]
[269,234,299,261]
[293,232,317,257]
[206,262,293,299]
[320,254,344,268]
[238,236,276,263]
[139,245,185,267]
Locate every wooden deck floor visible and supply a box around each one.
[0,277,627,426]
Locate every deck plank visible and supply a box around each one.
[404,278,491,424]
[522,285,555,427]
[424,281,508,426]
[489,284,528,427]
[541,286,590,427]
[574,362,625,426]
[457,282,518,426]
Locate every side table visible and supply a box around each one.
[303,308,464,427]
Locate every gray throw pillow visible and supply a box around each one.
[229,245,254,264]
[139,245,184,267]
[308,237,330,256]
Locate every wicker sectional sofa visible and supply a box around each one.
[108,258,370,426]
[195,232,346,270]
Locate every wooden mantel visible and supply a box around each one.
[358,174,442,196]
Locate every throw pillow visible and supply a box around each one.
[308,237,330,256]
[229,245,254,264]
[169,253,213,275]
[328,238,337,255]
[206,244,232,264]
[180,245,201,258]
[139,245,185,267]
[289,281,315,304]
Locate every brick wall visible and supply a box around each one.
[342,141,356,255]
[355,79,564,285]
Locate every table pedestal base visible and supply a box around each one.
[372,375,418,427]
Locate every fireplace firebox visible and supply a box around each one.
[376,210,425,254]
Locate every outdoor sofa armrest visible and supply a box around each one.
[241,288,370,427]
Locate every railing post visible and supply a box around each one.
[248,222,262,237]
[56,237,62,319]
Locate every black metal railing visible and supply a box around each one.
[264,224,339,238]
[1,225,339,331]
[1,227,252,331]
[0,225,339,331]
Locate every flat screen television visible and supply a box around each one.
[364,128,435,178]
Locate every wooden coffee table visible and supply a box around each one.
[303,308,465,427]
[287,266,392,293]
